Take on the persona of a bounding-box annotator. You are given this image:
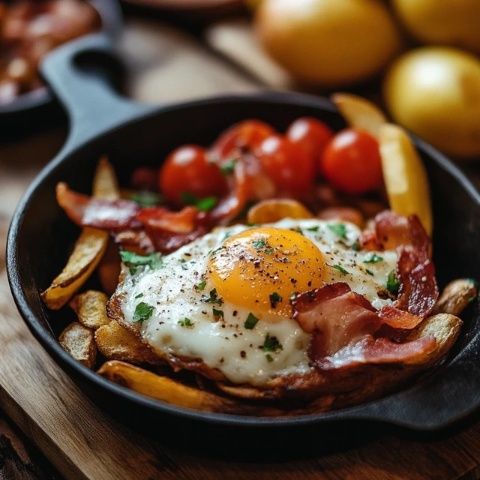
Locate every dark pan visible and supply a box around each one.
[6,33,480,447]
[0,0,123,135]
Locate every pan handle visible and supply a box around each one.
[41,33,152,154]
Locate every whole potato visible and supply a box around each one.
[392,0,480,55]
[256,0,401,88]
[384,47,480,159]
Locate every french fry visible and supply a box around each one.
[42,157,119,310]
[98,360,240,412]
[59,322,97,368]
[70,290,110,330]
[98,240,121,295]
[95,321,162,365]
[332,93,387,138]
[379,124,433,235]
[432,279,478,316]
[247,199,313,224]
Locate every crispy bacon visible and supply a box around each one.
[292,283,434,369]
[395,247,438,317]
[319,335,436,370]
[56,183,140,230]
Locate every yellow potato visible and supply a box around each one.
[332,93,387,139]
[379,124,432,235]
[95,321,162,366]
[432,279,478,316]
[98,361,240,413]
[98,240,121,295]
[70,290,110,330]
[42,157,119,310]
[247,199,313,224]
[59,322,97,368]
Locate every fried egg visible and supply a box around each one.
[118,219,398,386]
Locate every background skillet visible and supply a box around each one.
[6,33,480,444]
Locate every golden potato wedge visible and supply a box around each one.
[379,123,433,235]
[70,290,110,330]
[98,360,241,412]
[332,93,387,138]
[432,279,478,316]
[247,199,313,224]
[98,240,121,295]
[95,321,162,365]
[59,322,97,368]
[42,157,119,310]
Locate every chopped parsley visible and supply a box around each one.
[134,293,144,299]
[178,317,194,328]
[269,292,282,309]
[364,253,384,264]
[306,225,319,232]
[365,269,374,276]
[244,313,259,330]
[386,270,400,295]
[120,250,163,275]
[133,302,154,322]
[220,158,237,176]
[262,333,283,353]
[181,192,217,212]
[212,308,224,320]
[333,264,349,275]
[265,354,274,363]
[203,288,224,306]
[328,223,347,239]
[291,227,303,235]
[194,279,207,292]
[130,191,163,207]
[352,240,361,251]
[252,238,274,254]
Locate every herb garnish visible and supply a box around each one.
[134,293,144,299]
[220,158,237,176]
[364,253,384,264]
[365,269,374,276]
[252,238,274,254]
[352,240,361,251]
[265,354,274,363]
[269,292,282,309]
[386,270,400,295]
[262,334,283,353]
[181,192,217,212]
[194,280,207,292]
[120,250,163,275]
[203,288,224,306]
[178,318,194,328]
[244,313,259,330]
[212,308,224,320]
[306,225,319,232]
[328,223,347,239]
[130,191,163,207]
[333,264,349,275]
[133,302,154,322]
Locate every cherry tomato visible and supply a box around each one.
[159,145,227,206]
[213,120,275,159]
[320,128,383,195]
[286,117,333,171]
[255,134,315,194]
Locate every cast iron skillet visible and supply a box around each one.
[7,32,480,444]
[0,0,122,134]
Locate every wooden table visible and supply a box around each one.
[2,14,480,480]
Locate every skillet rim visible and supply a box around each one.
[6,91,480,430]
[0,0,122,117]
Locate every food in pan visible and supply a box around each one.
[42,94,477,415]
[0,0,100,104]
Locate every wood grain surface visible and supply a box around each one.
[2,17,480,480]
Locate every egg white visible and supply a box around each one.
[118,219,397,386]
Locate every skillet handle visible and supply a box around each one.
[41,33,151,154]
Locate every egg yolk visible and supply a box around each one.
[208,227,326,318]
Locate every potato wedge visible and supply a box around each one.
[42,157,119,310]
[379,124,433,235]
[332,93,387,138]
[432,279,478,316]
[247,199,313,224]
[59,322,97,368]
[70,290,110,330]
[98,240,121,295]
[95,321,162,365]
[98,360,240,412]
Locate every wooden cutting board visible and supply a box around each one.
[3,18,480,480]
